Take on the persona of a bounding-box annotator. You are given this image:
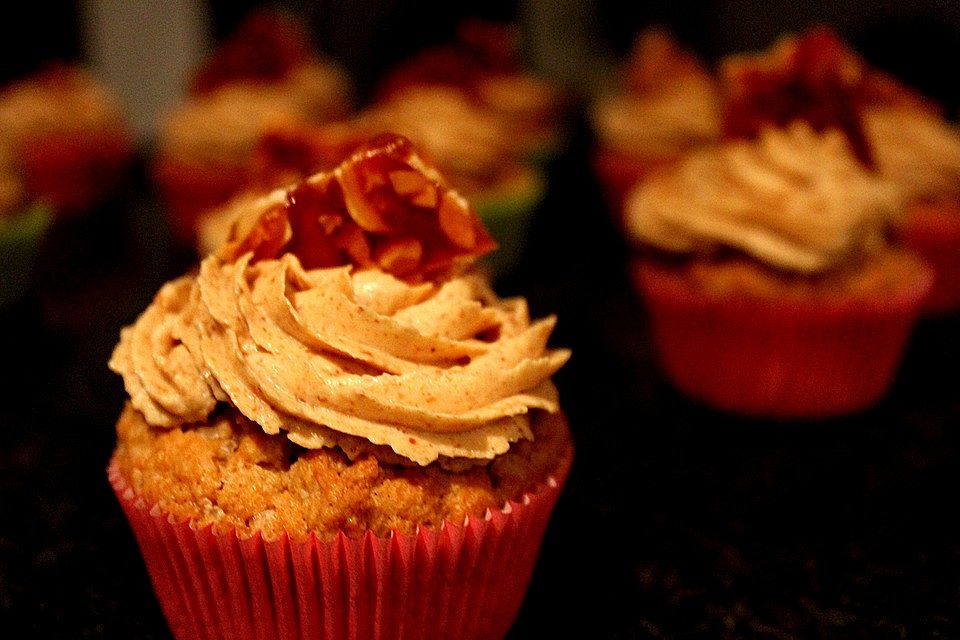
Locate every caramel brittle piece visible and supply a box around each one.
[220,133,496,280]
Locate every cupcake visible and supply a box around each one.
[625,122,932,418]
[863,104,960,315]
[589,27,721,218]
[0,142,51,307]
[0,64,132,216]
[109,133,573,639]
[376,18,567,165]
[152,9,354,244]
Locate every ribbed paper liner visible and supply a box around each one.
[900,200,960,315]
[633,261,933,418]
[109,450,571,640]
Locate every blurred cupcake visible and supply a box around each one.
[0,64,132,216]
[153,9,354,244]
[590,27,721,218]
[625,123,931,418]
[723,25,958,315]
[109,133,572,639]
[376,18,567,165]
[0,141,51,308]
[864,105,960,315]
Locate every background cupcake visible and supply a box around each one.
[625,123,931,418]
[375,18,568,165]
[152,9,354,244]
[110,134,572,639]
[0,64,132,217]
[589,27,721,219]
[722,25,960,316]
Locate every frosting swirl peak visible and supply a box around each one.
[624,122,904,273]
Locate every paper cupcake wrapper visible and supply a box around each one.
[899,201,960,315]
[108,449,571,640]
[152,157,251,244]
[22,130,131,216]
[633,261,933,418]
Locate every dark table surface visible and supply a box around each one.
[1,118,958,639]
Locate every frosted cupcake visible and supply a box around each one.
[0,64,132,216]
[109,133,572,639]
[625,122,931,418]
[590,27,721,216]
[152,10,353,244]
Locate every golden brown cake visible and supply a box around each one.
[113,403,569,542]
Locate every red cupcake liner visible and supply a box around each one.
[21,130,132,216]
[152,157,251,245]
[591,147,679,224]
[108,448,571,640]
[633,260,933,418]
[898,200,960,315]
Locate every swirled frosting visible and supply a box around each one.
[112,137,567,466]
[624,122,904,273]
[109,255,567,466]
[864,105,960,201]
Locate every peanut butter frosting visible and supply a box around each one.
[112,137,568,467]
[624,122,904,274]
[864,105,960,202]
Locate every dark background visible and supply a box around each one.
[1,1,959,638]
